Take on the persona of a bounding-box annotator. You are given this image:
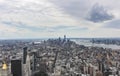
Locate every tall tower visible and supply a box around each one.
[64,35,67,42]
[22,47,32,76]
[64,35,66,39]
[98,61,104,72]
[23,47,27,64]
[0,59,9,76]
[11,59,22,76]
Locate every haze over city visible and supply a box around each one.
[0,0,120,39]
[1,0,120,76]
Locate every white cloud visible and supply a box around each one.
[0,0,120,38]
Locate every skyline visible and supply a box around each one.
[0,0,120,39]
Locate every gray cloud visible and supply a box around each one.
[1,20,88,33]
[1,0,120,38]
[1,21,46,32]
[49,0,91,19]
[51,25,88,31]
[104,19,120,29]
[87,4,114,23]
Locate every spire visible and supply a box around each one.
[2,62,8,70]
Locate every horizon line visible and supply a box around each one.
[0,37,120,40]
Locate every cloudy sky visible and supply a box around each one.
[0,0,120,39]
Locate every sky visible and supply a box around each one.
[0,0,120,39]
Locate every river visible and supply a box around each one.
[71,39,120,50]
